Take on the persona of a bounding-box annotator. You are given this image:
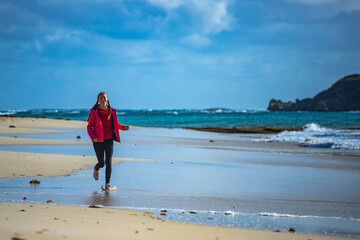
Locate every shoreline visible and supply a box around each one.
[0,116,359,239]
[1,202,351,240]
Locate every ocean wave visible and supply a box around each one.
[114,206,360,222]
[256,123,360,150]
[0,109,27,115]
[258,212,360,222]
[166,111,179,115]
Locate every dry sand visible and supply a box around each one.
[0,116,87,129]
[0,117,357,240]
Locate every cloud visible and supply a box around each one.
[181,33,211,48]
[0,1,49,40]
[146,0,233,36]
[45,29,84,44]
[191,0,232,34]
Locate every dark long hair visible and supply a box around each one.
[88,92,112,120]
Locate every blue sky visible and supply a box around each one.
[0,0,359,110]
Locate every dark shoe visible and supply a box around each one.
[93,167,99,181]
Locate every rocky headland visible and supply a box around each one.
[268,74,360,111]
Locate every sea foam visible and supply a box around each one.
[256,123,360,150]
[258,212,360,222]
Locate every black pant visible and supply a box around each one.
[93,139,114,184]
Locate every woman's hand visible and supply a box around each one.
[124,126,130,130]
[93,138,98,142]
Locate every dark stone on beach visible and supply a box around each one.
[161,209,168,213]
[160,213,167,216]
[186,126,302,134]
[268,74,360,111]
[209,140,215,142]
[289,227,296,233]
[76,135,81,139]
[29,179,40,184]
[9,125,16,128]
[12,237,26,240]
[189,211,197,214]
[22,197,27,200]
[47,200,53,203]
[273,230,281,232]
[89,204,102,208]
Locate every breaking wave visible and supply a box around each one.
[256,123,360,150]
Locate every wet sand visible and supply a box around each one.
[0,150,149,178]
[0,117,359,240]
[0,202,350,240]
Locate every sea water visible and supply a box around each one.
[1,159,359,238]
[1,108,360,129]
[2,108,360,150]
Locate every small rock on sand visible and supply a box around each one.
[29,179,40,184]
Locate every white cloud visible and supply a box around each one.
[197,0,232,34]
[182,33,211,48]
[45,29,83,44]
[147,0,233,35]
[34,40,43,53]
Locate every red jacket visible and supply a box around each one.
[87,106,126,143]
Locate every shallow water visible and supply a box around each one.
[1,127,360,238]
[1,160,360,238]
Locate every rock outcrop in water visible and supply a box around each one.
[268,74,360,111]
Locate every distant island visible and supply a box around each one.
[268,74,360,112]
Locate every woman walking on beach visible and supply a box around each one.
[87,92,129,190]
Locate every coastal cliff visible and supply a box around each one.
[268,74,360,111]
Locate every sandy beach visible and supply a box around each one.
[2,202,349,240]
[0,117,359,240]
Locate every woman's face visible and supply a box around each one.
[98,93,108,106]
